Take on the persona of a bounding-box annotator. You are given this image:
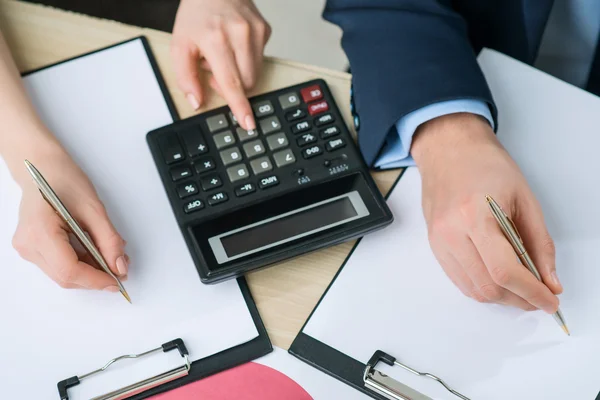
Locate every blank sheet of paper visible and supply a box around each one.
[0,39,257,399]
[303,49,600,399]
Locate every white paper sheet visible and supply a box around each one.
[304,49,600,399]
[0,39,258,399]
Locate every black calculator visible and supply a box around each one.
[147,79,393,283]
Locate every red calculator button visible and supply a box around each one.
[308,100,329,116]
[301,85,323,103]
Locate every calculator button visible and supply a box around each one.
[315,113,335,127]
[170,166,192,181]
[278,92,300,109]
[300,84,323,103]
[253,100,275,117]
[184,198,204,214]
[302,145,323,159]
[213,130,236,149]
[250,156,273,175]
[236,127,259,142]
[220,147,243,166]
[326,138,346,152]
[259,116,282,135]
[308,100,329,116]
[320,125,340,139]
[201,174,223,191]
[291,120,311,134]
[273,149,296,167]
[206,114,229,132]
[194,157,216,174]
[235,182,256,197]
[208,191,229,206]
[266,133,289,151]
[158,134,185,165]
[229,111,239,126]
[296,132,317,147]
[285,108,306,122]
[243,140,266,158]
[180,128,208,157]
[258,175,279,189]
[177,181,199,198]
[226,164,250,183]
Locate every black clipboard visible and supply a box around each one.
[22,36,272,400]
[289,168,474,400]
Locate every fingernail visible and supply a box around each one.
[551,271,563,290]
[244,115,256,130]
[116,256,128,276]
[104,285,119,293]
[187,93,200,110]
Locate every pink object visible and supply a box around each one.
[150,362,313,400]
[308,100,329,116]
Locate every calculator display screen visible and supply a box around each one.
[208,191,369,263]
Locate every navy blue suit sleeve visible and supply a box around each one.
[324,0,498,166]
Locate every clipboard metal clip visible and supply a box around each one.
[363,350,471,400]
[58,338,191,400]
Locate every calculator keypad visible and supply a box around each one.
[206,114,229,132]
[220,147,243,166]
[177,181,199,198]
[201,174,223,191]
[236,127,258,142]
[226,164,250,183]
[266,133,289,151]
[260,116,282,135]
[213,130,236,149]
[250,156,273,175]
[273,149,296,167]
[180,128,208,157]
[171,166,192,181]
[278,92,300,109]
[195,157,216,174]
[285,108,306,122]
[208,191,228,206]
[152,80,353,214]
[253,100,275,117]
[243,140,266,158]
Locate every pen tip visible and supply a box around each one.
[485,194,493,203]
[562,324,571,336]
[121,289,132,304]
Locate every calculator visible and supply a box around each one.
[147,79,393,283]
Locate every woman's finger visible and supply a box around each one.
[39,223,117,290]
[76,200,128,277]
[201,35,255,130]
[171,42,204,110]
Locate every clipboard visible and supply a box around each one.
[17,37,272,399]
[288,170,470,400]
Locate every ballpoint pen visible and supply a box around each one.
[485,194,568,335]
[24,160,131,303]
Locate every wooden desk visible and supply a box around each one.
[0,0,400,349]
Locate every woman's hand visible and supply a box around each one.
[412,113,562,313]
[11,145,129,291]
[171,0,271,130]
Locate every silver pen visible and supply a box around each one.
[24,160,131,303]
[485,195,568,335]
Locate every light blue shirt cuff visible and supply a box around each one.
[374,99,495,169]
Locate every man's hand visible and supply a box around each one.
[411,113,562,313]
[11,145,129,291]
[171,0,271,130]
